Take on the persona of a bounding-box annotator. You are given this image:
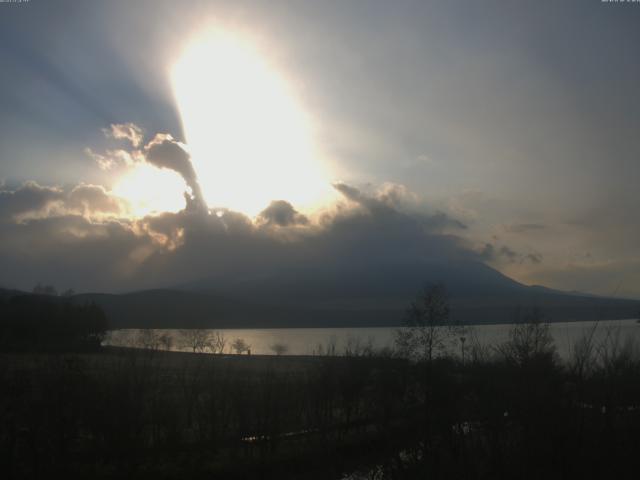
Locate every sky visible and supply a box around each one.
[1,0,639,298]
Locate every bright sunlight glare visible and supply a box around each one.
[171,30,333,217]
[114,164,187,217]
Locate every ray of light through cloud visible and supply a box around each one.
[0,0,639,299]
[171,29,336,217]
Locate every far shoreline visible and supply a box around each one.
[106,316,640,331]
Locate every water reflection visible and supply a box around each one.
[104,319,640,359]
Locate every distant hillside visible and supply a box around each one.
[72,290,301,329]
[3,257,639,329]
[75,258,640,328]
[71,288,640,329]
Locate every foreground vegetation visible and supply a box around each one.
[2,322,640,479]
[2,287,640,478]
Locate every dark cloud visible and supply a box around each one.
[526,253,543,264]
[0,182,63,221]
[333,182,466,231]
[126,183,481,298]
[0,182,129,223]
[333,182,411,217]
[480,241,542,266]
[479,243,494,261]
[0,180,479,293]
[333,182,370,206]
[0,214,152,292]
[258,200,308,227]
[499,245,518,262]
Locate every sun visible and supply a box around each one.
[171,30,333,217]
[113,164,188,217]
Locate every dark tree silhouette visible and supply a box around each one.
[395,283,463,361]
[32,283,58,296]
[0,294,108,352]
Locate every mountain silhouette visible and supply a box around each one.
[54,259,640,328]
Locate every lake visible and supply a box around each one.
[104,318,640,359]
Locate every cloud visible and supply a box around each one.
[143,134,206,210]
[0,177,481,293]
[67,184,128,216]
[333,181,416,214]
[258,200,308,227]
[88,130,208,218]
[333,182,466,231]
[0,182,128,222]
[0,214,153,292]
[499,245,518,262]
[86,148,139,171]
[479,243,495,261]
[0,181,64,221]
[103,123,144,147]
[525,252,543,264]
[480,240,543,266]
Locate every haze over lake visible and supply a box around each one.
[105,319,640,359]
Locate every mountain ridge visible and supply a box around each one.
[3,260,638,328]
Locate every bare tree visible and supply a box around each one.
[159,332,173,351]
[464,326,491,364]
[314,336,337,356]
[496,307,556,367]
[270,342,289,356]
[180,329,212,353]
[344,335,375,357]
[395,283,462,361]
[569,322,599,379]
[137,329,161,351]
[207,331,227,354]
[231,338,250,354]
[596,325,638,375]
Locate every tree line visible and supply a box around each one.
[0,294,108,352]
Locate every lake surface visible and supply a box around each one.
[104,318,640,359]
